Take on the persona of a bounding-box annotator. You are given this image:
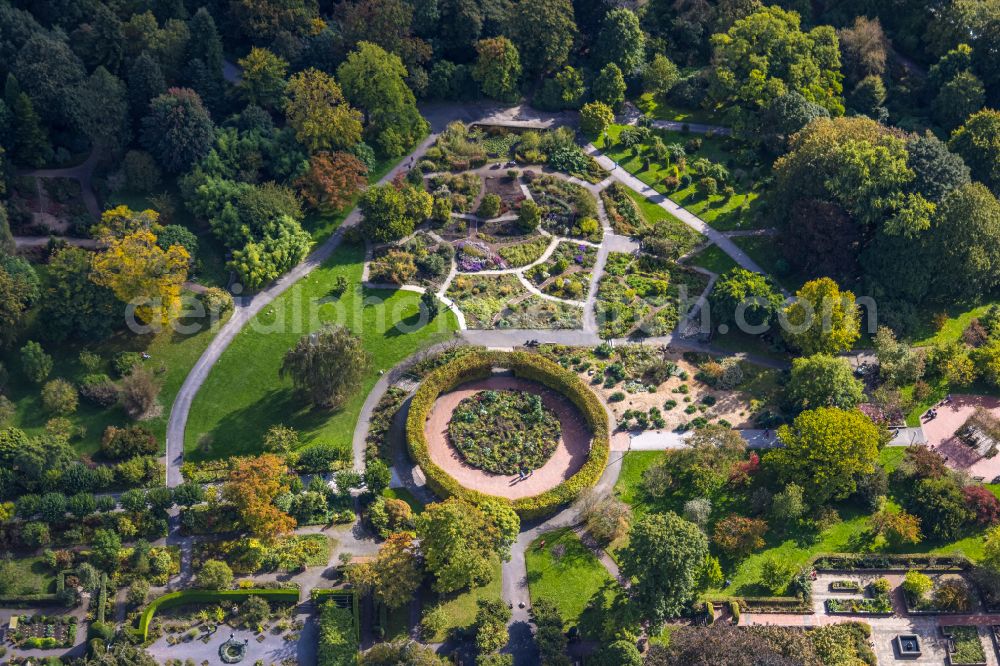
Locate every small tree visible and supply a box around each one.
[682,498,712,528]
[902,570,932,600]
[263,424,299,453]
[712,515,768,558]
[127,579,150,606]
[770,483,805,526]
[196,559,233,590]
[759,556,795,593]
[474,598,511,654]
[41,379,78,415]
[238,595,271,627]
[20,341,52,384]
[517,199,541,233]
[364,459,391,495]
[280,324,372,409]
[576,489,632,544]
[118,366,161,419]
[477,193,502,219]
[420,290,441,320]
[580,101,614,136]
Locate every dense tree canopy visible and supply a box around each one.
[771,407,883,505]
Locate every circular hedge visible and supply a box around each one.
[406,350,609,519]
[448,389,561,474]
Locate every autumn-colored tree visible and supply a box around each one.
[222,454,296,540]
[712,514,768,558]
[781,278,860,355]
[295,151,368,214]
[963,485,1000,526]
[346,532,422,608]
[93,205,161,240]
[238,47,288,110]
[871,507,922,546]
[90,228,189,325]
[284,68,363,153]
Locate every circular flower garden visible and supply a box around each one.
[406,350,609,517]
[447,389,561,474]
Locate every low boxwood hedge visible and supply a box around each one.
[137,589,299,641]
[406,350,609,519]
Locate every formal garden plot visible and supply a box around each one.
[420,122,518,171]
[942,626,988,665]
[148,594,301,647]
[426,172,483,213]
[446,274,583,329]
[482,171,524,212]
[368,232,454,288]
[595,124,764,231]
[8,614,78,649]
[596,252,709,338]
[192,535,332,574]
[455,239,508,272]
[526,174,602,243]
[601,183,702,260]
[538,344,780,433]
[448,389,561,474]
[496,236,552,268]
[527,241,597,301]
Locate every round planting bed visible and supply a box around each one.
[406,350,609,519]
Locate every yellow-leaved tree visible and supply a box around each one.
[90,226,189,325]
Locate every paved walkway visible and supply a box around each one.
[920,394,1000,481]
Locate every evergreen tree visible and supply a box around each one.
[185,8,225,110]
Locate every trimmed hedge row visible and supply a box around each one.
[406,350,609,519]
[137,589,299,641]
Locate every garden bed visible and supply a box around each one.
[8,614,78,649]
[527,241,597,301]
[446,274,582,329]
[942,626,987,665]
[406,350,609,519]
[830,580,863,593]
[497,236,551,268]
[369,232,454,288]
[525,174,602,242]
[824,595,892,615]
[193,534,332,574]
[447,389,561,474]
[596,252,708,339]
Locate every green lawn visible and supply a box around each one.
[636,93,725,125]
[595,125,763,232]
[623,188,703,256]
[687,244,737,275]
[422,559,503,642]
[382,487,425,514]
[911,302,998,347]
[183,242,458,460]
[0,556,57,597]
[1,294,227,456]
[525,528,616,629]
[613,451,662,520]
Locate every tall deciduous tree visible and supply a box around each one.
[771,407,882,505]
[594,8,645,74]
[781,278,860,355]
[90,228,189,326]
[72,67,130,153]
[786,354,865,411]
[337,42,428,156]
[284,68,362,154]
[360,183,432,242]
[347,532,422,607]
[238,47,289,111]
[950,109,1000,196]
[41,247,118,342]
[295,152,368,214]
[222,454,296,539]
[280,324,371,409]
[710,6,843,118]
[619,512,708,622]
[416,498,501,593]
[140,88,215,173]
[506,0,577,79]
[473,37,521,103]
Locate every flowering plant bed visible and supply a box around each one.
[942,626,987,665]
[829,580,862,592]
[9,614,77,648]
[824,595,892,615]
[447,389,561,474]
